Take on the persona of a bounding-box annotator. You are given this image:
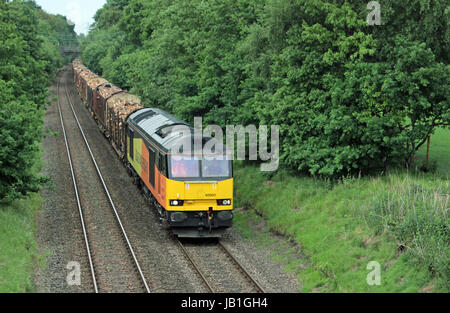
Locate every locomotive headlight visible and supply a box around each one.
[217,199,231,206]
[170,200,184,206]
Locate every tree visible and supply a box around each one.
[0,0,76,201]
[80,0,449,177]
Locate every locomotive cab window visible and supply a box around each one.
[168,155,232,180]
[202,157,231,178]
[169,156,200,178]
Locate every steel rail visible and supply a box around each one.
[175,239,215,293]
[56,75,98,293]
[62,71,151,293]
[217,242,266,293]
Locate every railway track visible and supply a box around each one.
[58,67,266,293]
[176,238,266,293]
[217,241,265,293]
[56,70,151,293]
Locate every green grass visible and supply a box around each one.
[0,194,43,292]
[416,127,450,175]
[233,128,449,292]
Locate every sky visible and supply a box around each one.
[35,0,107,35]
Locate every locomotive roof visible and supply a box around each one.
[128,108,228,155]
[128,108,190,152]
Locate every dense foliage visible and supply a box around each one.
[81,0,449,177]
[0,0,76,201]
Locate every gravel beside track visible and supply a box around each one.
[34,73,92,292]
[59,71,147,292]
[177,239,265,293]
[220,227,302,293]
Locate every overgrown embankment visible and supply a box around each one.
[0,195,43,292]
[233,129,449,292]
[0,1,77,292]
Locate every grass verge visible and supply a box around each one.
[0,194,43,292]
[233,128,449,292]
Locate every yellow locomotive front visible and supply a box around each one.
[126,108,234,238]
[165,155,233,237]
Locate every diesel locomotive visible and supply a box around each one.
[72,59,233,237]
